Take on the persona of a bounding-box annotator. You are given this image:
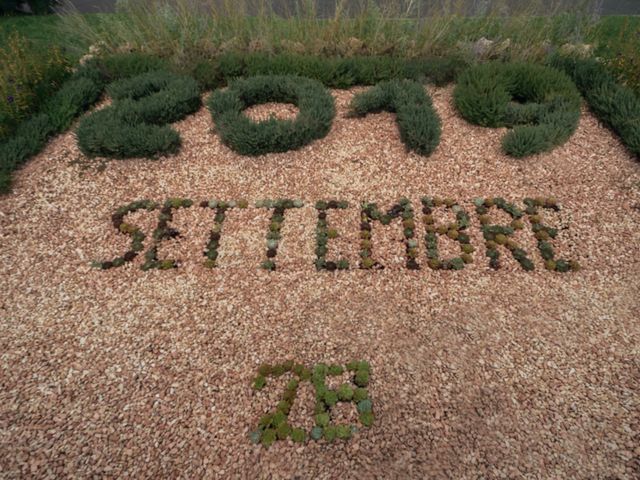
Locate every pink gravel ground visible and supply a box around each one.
[0,86,639,478]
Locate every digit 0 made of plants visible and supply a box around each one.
[207,75,335,156]
[453,63,581,158]
[348,79,442,156]
[76,70,201,158]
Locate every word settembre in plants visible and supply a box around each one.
[96,196,579,273]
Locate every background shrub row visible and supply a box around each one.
[192,53,468,91]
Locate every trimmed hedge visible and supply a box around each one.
[76,70,201,159]
[208,75,335,156]
[348,80,442,156]
[193,53,467,91]
[550,55,640,159]
[454,63,582,157]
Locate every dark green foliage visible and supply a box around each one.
[454,62,581,157]
[76,70,201,159]
[0,64,103,193]
[209,75,335,156]
[360,411,374,427]
[214,53,466,89]
[191,60,224,91]
[551,55,640,158]
[349,79,441,156]
[42,76,103,132]
[93,53,170,82]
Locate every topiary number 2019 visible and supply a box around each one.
[250,361,373,447]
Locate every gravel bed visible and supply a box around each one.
[0,86,639,478]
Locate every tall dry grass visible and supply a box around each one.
[57,0,600,67]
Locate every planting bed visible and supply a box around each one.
[0,82,639,478]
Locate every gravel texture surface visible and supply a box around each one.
[1,86,639,478]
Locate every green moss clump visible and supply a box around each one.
[323,390,339,407]
[290,428,307,443]
[360,411,374,427]
[322,426,337,443]
[276,422,292,440]
[328,364,344,376]
[346,361,359,371]
[271,411,286,427]
[337,384,354,401]
[336,425,352,440]
[252,376,266,390]
[310,426,323,441]
[261,429,276,448]
[357,398,373,414]
[354,370,370,387]
[315,412,330,427]
[361,257,375,269]
[353,388,369,402]
[277,400,290,414]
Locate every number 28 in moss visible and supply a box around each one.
[250,361,373,447]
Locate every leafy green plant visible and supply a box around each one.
[0,60,103,193]
[208,74,335,156]
[76,70,201,159]
[0,32,71,140]
[454,62,581,157]
[349,79,441,155]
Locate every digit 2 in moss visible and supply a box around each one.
[249,361,374,447]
